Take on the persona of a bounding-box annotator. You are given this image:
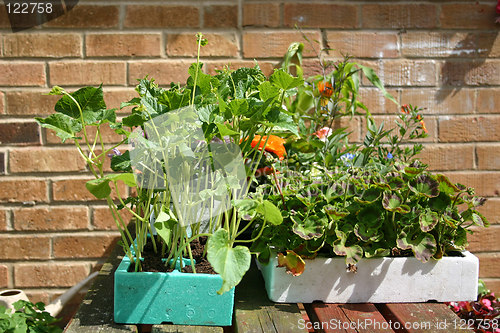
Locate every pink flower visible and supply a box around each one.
[481,298,494,311]
[313,127,332,142]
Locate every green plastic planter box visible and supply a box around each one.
[114,254,235,325]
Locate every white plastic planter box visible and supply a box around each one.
[257,251,479,303]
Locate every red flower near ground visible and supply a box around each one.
[249,135,286,160]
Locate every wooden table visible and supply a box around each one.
[64,245,471,333]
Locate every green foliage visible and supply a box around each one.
[0,300,62,333]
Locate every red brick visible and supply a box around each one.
[53,235,119,258]
[9,148,86,173]
[401,88,475,115]
[444,172,500,197]
[468,226,500,252]
[402,32,499,58]
[477,145,500,170]
[418,145,474,171]
[3,33,81,58]
[326,32,398,59]
[374,60,437,87]
[23,291,50,306]
[204,5,237,28]
[477,89,500,114]
[243,3,280,27]
[0,265,8,288]
[103,88,137,112]
[284,3,358,28]
[12,206,88,231]
[5,91,59,116]
[477,253,500,278]
[441,60,500,87]
[125,5,199,28]
[15,264,89,288]
[242,31,321,59]
[92,206,134,231]
[479,198,500,225]
[167,33,238,58]
[439,116,500,143]
[358,88,400,115]
[0,209,6,231]
[49,61,126,86]
[0,62,45,86]
[0,122,40,145]
[52,178,128,202]
[0,179,47,203]
[0,236,50,260]
[128,61,191,86]
[362,4,438,29]
[86,33,161,58]
[206,61,278,78]
[440,4,498,30]
[481,279,500,296]
[44,5,119,28]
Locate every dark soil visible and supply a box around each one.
[136,237,217,274]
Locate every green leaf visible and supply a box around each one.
[215,123,239,137]
[382,193,410,213]
[35,113,82,143]
[122,113,145,128]
[85,173,136,199]
[227,99,249,117]
[256,200,283,225]
[436,174,460,195]
[397,228,436,263]
[277,250,305,276]
[207,229,251,294]
[358,64,398,106]
[332,242,363,266]
[110,151,132,172]
[55,86,107,124]
[154,209,177,248]
[258,81,280,101]
[419,209,439,232]
[410,174,439,198]
[292,215,325,240]
[120,97,141,109]
[269,69,303,91]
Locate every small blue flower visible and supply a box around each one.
[340,153,355,166]
[387,152,393,159]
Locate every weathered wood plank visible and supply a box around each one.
[234,261,307,333]
[306,303,355,333]
[339,304,393,333]
[151,325,223,332]
[379,303,474,333]
[64,244,137,333]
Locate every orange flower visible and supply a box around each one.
[250,135,286,160]
[401,104,410,114]
[318,81,333,98]
[416,114,428,133]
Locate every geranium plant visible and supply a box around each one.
[250,42,489,275]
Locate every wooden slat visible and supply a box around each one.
[379,303,475,333]
[306,303,394,333]
[306,303,356,333]
[340,304,394,333]
[64,244,137,333]
[151,325,223,332]
[234,261,307,333]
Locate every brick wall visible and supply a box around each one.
[0,0,498,313]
